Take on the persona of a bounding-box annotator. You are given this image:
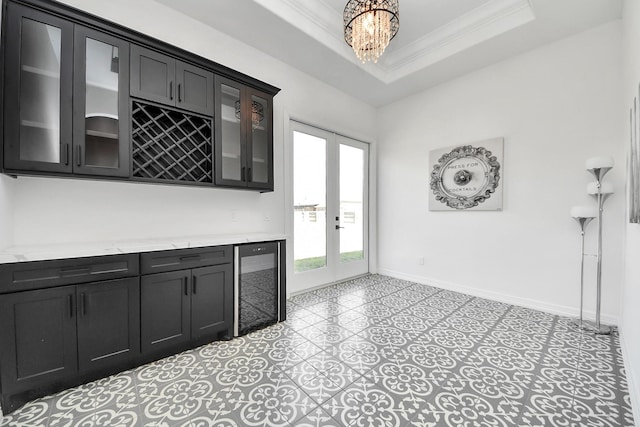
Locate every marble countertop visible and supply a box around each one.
[0,233,288,264]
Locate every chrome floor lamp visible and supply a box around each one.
[569,206,596,329]
[571,156,614,334]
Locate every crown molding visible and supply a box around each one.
[380,0,535,81]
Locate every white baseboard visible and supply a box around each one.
[377,268,619,325]
[619,324,640,427]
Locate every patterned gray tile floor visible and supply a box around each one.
[0,275,634,426]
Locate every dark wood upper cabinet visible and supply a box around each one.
[176,61,214,116]
[73,26,130,177]
[130,45,214,116]
[130,45,175,106]
[3,3,74,173]
[215,76,273,191]
[3,3,131,178]
[2,0,278,191]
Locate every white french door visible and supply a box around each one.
[291,121,369,291]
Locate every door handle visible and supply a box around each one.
[169,81,174,100]
[336,225,344,230]
[68,295,74,318]
[79,293,86,316]
[76,146,81,167]
[178,83,182,102]
[192,276,197,294]
[247,167,252,182]
[184,277,189,295]
[64,144,69,166]
[241,166,246,182]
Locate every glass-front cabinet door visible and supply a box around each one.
[3,3,73,173]
[215,77,245,186]
[247,90,273,190]
[215,76,273,191]
[73,27,130,177]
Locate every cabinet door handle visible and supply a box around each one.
[178,83,182,102]
[79,293,86,317]
[241,167,246,182]
[68,295,74,318]
[64,144,69,166]
[247,167,252,183]
[192,276,197,294]
[184,277,189,295]
[76,146,81,167]
[169,81,174,100]
[60,267,91,278]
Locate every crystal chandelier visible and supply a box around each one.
[344,0,399,63]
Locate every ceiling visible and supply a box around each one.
[156,0,622,107]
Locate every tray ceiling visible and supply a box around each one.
[156,0,622,106]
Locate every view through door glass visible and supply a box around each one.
[293,130,327,273]
[292,122,369,291]
[339,143,364,263]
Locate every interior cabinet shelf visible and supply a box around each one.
[20,120,58,130]
[86,129,118,139]
[21,64,60,78]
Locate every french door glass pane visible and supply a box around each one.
[220,84,242,181]
[293,131,327,273]
[84,38,120,168]
[250,94,269,184]
[19,18,61,163]
[339,144,364,262]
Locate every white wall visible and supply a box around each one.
[622,0,640,422]
[0,176,14,250]
[4,0,376,246]
[377,22,625,322]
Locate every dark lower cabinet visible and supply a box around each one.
[0,242,270,414]
[141,270,191,354]
[191,264,233,341]
[77,278,140,372]
[0,277,140,413]
[141,264,232,357]
[0,286,78,394]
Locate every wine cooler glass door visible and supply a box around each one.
[235,242,279,336]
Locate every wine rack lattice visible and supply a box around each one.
[131,101,213,183]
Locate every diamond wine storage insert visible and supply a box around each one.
[131,101,213,184]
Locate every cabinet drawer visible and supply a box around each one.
[0,254,140,294]
[140,246,232,274]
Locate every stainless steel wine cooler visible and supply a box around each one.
[234,241,285,336]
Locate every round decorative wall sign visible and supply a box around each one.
[429,139,503,211]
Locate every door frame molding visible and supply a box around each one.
[284,114,377,296]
